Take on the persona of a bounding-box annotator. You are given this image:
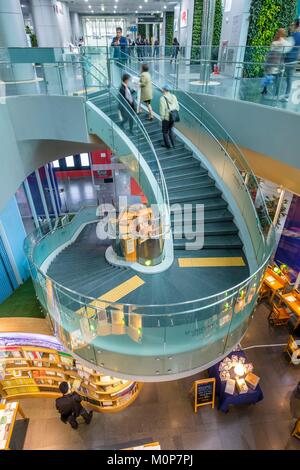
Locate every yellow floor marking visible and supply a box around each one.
[178,257,246,268]
[77,275,145,316]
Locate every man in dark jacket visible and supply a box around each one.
[119,73,135,135]
[56,382,93,429]
[111,27,128,66]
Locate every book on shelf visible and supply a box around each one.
[101,400,113,407]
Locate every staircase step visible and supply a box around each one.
[164,167,208,182]
[169,187,222,204]
[167,176,215,192]
[172,221,238,238]
[171,198,228,213]
[157,159,200,172]
[173,234,243,250]
[147,149,193,164]
[170,208,233,223]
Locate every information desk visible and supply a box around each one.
[0,401,27,450]
[208,351,264,413]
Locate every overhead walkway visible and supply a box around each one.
[0,49,275,380]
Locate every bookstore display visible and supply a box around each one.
[0,401,27,450]
[208,351,264,413]
[0,335,141,413]
[286,336,300,365]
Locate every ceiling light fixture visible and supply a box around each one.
[101,5,105,11]
[163,5,167,8]
[139,5,142,8]
[88,5,92,8]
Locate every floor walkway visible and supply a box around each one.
[20,304,300,450]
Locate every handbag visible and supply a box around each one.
[164,96,180,123]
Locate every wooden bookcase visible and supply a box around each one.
[0,345,141,413]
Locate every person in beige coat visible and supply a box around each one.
[139,63,153,120]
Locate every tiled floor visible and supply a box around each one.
[20,304,300,450]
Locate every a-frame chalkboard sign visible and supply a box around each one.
[194,378,216,413]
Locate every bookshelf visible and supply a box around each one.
[0,344,141,413]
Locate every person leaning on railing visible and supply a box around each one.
[281,18,300,102]
[111,26,128,67]
[261,28,293,98]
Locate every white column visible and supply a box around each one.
[45,165,58,218]
[35,169,51,225]
[70,12,83,44]
[24,180,40,229]
[0,0,38,93]
[30,0,62,47]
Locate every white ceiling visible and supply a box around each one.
[66,0,176,15]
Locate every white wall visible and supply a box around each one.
[219,0,251,77]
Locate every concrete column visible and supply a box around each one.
[70,12,83,44]
[0,0,39,93]
[30,0,62,47]
[0,0,28,47]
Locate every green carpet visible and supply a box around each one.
[0,279,44,319]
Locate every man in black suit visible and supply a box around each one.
[56,382,93,429]
[119,73,135,135]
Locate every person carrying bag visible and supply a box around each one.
[159,84,180,149]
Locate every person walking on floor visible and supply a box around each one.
[170,38,180,64]
[111,27,128,67]
[261,28,293,97]
[280,19,300,102]
[153,39,160,58]
[139,63,153,120]
[119,73,136,135]
[159,84,179,149]
[56,382,93,430]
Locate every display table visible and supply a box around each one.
[208,351,264,413]
[0,401,27,450]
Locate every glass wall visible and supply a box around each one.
[82,17,127,47]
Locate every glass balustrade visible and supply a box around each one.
[0,46,276,377]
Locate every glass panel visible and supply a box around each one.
[65,156,74,168]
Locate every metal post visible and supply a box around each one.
[35,169,51,227]
[23,180,39,229]
[45,164,58,218]
[273,187,285,227]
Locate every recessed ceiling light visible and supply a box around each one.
[101,6,104,11]
[144,0,148,2]
[139,5,142,8]
[88,5,91,8]
[135,10,138,13]
[84,0,88,2]
[91,10,94,13]
[163,5,167,8]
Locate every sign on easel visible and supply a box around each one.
[194,378,216,413]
